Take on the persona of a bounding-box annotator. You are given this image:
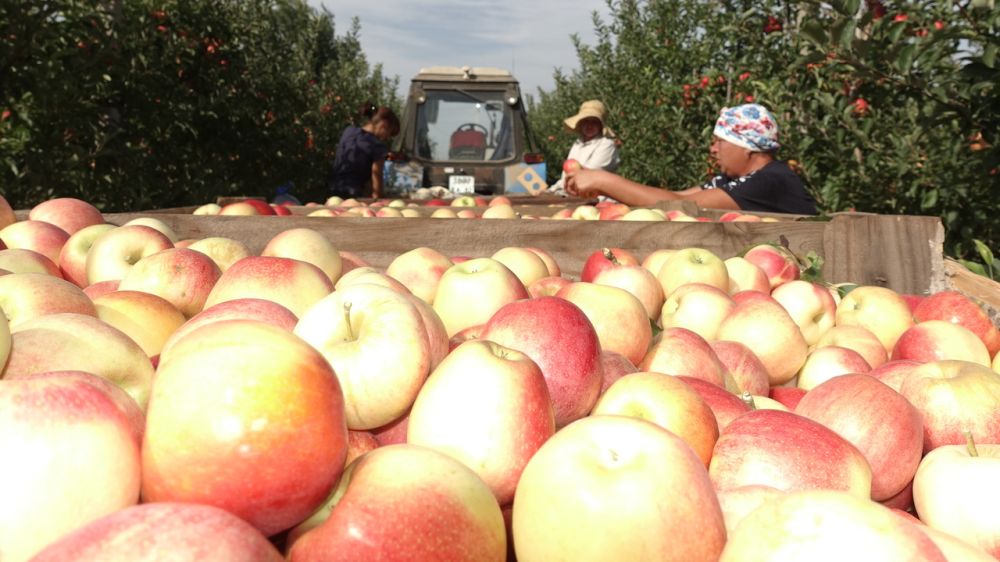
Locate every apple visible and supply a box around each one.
[159,297,298,359]
[288,444,506,562]
[913,290,1000,356]
[372,411,410,446]
[338,250,369,275]
[677,375,752,432]
[723,256,771,294]
[719,490,946,561]
[430,207,458,218]
[795,374,924,501]
[641,327,732,389]
[815,324,889,370]
[325,195,344,206]
[709,409,873,498]
[28,197,105,235]
[193,203,222,215]
[294,283,431,430]
[891,320,991,366]
[526,274,571,298]
[597,201,631,220]
[432,258,528,337]
[0,272,97,329]
[271,203,294,216]
[117,247,222,318]
[334,266,410,294]
[261,227,343,284]
[917,525,998,562]
[797,345,872,390]
[491,246,550,287]
[524,247,561,277]
[0,371,142,562]
[716,484,787,535]
[710,340,770,396]
[771,280,838,346]
[218,201,260,215]
[598,350,639,395]
[590,264,664,321]
[28,502,284,562]
[82,279,120,300]
[836,285,915,352]
[556,281,652,366]
[143,319,348,536]
[0,219,70,265]
[0,248,61,276]
[570,205,601,220]
[482,204,517,219]
[92,290,187,358]
[742,243,800,290]
[580,247,640,282]
[717,292,809,386]
[58,223,116,286]
[407,340,555,505]
[769,386,807,410]
[121,216,178,243]
[203,255,334,318]
[385,246,453,304]
[869,359,922,392]
[913,437,1000,558]
[641,248,676,278]
[375,207,403,217]
[898,359,1000,452]
[3,313,155,410]
[0,195,15,229]
[512,415,727,562]
[592,372,720,467]
[86,225,174,285]
[562,158,582,174]
[186,236,252,273]
[479,296,603,428]
[660,282,735,341]
[307,208,338,217]
[656,246,729,297]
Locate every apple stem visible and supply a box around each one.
[343,301,355,341]
[740,391,757,410]
[602,247,620,265]
[964,430,979,457]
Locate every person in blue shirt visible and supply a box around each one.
[328,102,400,200]
[565,103,817,215]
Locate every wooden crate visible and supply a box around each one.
[102,211,946,295]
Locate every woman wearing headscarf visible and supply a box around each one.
[547,100,620,195]
[565,104,817,215]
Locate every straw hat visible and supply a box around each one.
[564,100,614,137]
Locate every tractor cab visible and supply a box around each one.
[386,66,547,197]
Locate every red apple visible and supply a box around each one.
[769,386,807,410]
[797,344,872,390]
[261,227,343,284]
[641,327,732,389]
[677,375,752,432]
[660,282,735,341]
[717,292,809,386]
[118,247,222,318]
[562,158,582,174]
[891,320,991,366]
[432,258,529,337]
[203,255,334,318]
[556,281,652,366]
[598,350,639,395]
[913,290,1000,356]
[580,247,640,282]
[869,359,922,392]
[710,340,770,396]
[0,272,97,329]
[28,197,105,235]
[836,285,915,353]
[742,244,800,289]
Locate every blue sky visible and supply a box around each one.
[308,0,614,98]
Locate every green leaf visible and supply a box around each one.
[920,188,939,209]
[973,239,995,267]
[896,44,917,73]
[889,22,907,42]
[800,19,828,46]
[839,20,857,49]
[844,0,861,15]
[958,259,989,277]
[984,44,998,69]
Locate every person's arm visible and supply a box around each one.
[566,169,741,210]
[370,159,385,198]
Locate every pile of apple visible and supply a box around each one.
[1,194,999,561]
[195,196,778,222]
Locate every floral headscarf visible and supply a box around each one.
[713,104,780,152]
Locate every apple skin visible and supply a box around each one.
[678,375,752,432]
[372,411,410,446]
[0,371,142,562]
[203,255,334,318]
[512,415,727,562]
[93,290,187,358]
[660,282,735,341]
[527,274,571,298]
[86,225,174,285]
[28,197,105,235]
[641,327,732,389]
[479,296,603,428]
[556,281,652,366]
[0,247,62,276]
[913,290,1000,357]
[0,219,70,266]
[709,409,873,499]
[717,292,809,386]
[719,490,946,561]
[261,227,343,284]
[598,350,639,395]
[121,217,178,243]
[58,223,117,287]
[656,246,729,296]
[913,441,1000,558]
[769,386,807,410]
[491,246,550,288]
[742,244,800,290]
[407,340,555,505]
[868,359,922,392]
[0,272,97,329]
[82,279,120,300]
[186,236,252,273]
[0,194,15,229]
[797,345,873,390]
[294,283,432,431]
[27,502,284,562]
[898,359,1000,453]
[562,158,582,174]
[593,263,665,321]
[641,248,676,278]
[159,297,298,359]
[143,320,348,537]
[385,246,453,304]
[592,372,720,467]
[891,319,992,366]
[771,279,838,346]
[710,340,770,396]
[724,256,771,294]
[836,285,915,353]
[815,324,889,370]
[118,247,222,318]
[432,257,529,337]
[795,373,924,501]
[716,484,786,535]
[580,247,640,282]
[289,444,506,562]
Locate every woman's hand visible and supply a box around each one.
[565,168,605,199]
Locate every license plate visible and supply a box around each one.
[449,175,475,194]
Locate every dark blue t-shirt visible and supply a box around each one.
[701,160,817,215]
[329,126,388,198]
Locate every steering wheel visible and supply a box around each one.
[454,123,489,136]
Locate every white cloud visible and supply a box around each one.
[310,0,613,98]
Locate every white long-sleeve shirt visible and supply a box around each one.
[549,136,620,193]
